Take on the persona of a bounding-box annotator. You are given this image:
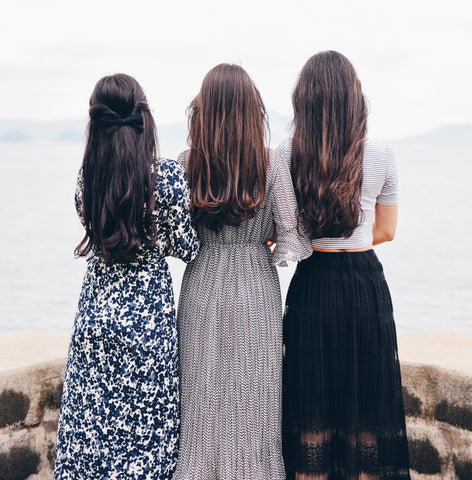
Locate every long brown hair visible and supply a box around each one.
[75,73,159,263]
[187,63,268,229]
[291,51,367,239]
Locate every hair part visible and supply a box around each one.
[75,73,159,263]
[187,63,268,230]
[291,50,367,239]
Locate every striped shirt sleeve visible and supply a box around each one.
[376,142,399,206]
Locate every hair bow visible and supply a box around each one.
[101,114,144,135]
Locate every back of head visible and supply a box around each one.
[187,63,268,229]
[291,50,367,239]
[75,73,159,263]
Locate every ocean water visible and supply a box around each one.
[0,141,471,334]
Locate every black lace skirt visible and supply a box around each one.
[283,250,410,480]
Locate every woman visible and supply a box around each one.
[278,52,410,479]
[55,74,199,480]
[173,63,312,480]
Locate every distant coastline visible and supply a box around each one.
[1,117,472,148]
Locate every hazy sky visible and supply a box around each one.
[1,0,471,139]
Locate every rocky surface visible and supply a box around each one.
[0,331,471,479]
[0,333,68,480]
[398,332,472,479]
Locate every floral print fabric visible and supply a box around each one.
[54,158,199,480]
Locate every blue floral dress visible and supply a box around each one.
[55,158,199,480]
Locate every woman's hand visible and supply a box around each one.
[267,233,277,255]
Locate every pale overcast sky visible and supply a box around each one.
[1,0,471,139]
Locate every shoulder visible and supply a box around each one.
[267,147,282,174]
[364,138,395,161]
[177,149,190,171]
[158,157,185,177]
[155,157,189,203]
[266,147,292,189]
[157,157,188,184]
[276,138,293,163]
[363,139,396,173]
[364,139,398,196]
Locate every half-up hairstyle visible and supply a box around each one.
[75,73,159,263]
[187,63,268,230]
[291,51,367,239]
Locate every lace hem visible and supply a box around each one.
[284,431,410,479]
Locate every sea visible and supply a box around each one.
[0,139,471,335]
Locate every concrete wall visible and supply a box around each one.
[0,332,471,479]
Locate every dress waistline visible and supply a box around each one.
[89,254,166,267]
[200,242,268,249]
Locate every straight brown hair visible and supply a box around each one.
[187,63,268,230]
[291,51,367,239]
[75,73,159,263]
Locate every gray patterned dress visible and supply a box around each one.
[173,149,312,480]
[55,159,199,480]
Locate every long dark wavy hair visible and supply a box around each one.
[291,51,367,239]
[187,63,268,230]
[75,73,159,263]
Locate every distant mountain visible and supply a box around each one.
[0,113,292,148]
[53,128,86,142]
[0,128,31,142]
[0,118,87,143]
[395,124,472,146]
[0,118,470,147]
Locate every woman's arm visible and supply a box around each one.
[74,168,86,227]
[269,151,312,265]
[373,140,398,246]
[162,159,200,262]
[372,203,398,245]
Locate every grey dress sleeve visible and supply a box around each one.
[268,150,312,267]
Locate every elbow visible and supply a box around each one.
[372,225,396,245]
[384,230,396,242]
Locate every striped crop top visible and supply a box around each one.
[277,138,398,249]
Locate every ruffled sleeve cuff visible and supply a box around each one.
[272,228,313,267]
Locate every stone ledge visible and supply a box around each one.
[0,331,471,480]
[0,333,69,375]
[2,331,468,378]
[398,331,472,378]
